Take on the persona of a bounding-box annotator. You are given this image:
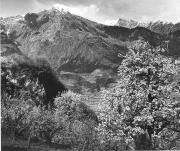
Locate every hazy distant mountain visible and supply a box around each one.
[116,18,180,34]
[116,18,146,29]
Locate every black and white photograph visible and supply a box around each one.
[0,0,180,150]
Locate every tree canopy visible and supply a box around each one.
[98,41,180,150]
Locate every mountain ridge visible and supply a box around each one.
[1,8,180,91]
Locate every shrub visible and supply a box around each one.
[26,107,63,144]
[54,91,100,150]
[1,90,100,150]
[1,66,45,106]
[1,93,35,139]
[1,91,62,145]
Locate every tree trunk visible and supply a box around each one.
[27,134,31,150]
[135,129,152,150]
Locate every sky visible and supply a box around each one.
[0,0,180,25]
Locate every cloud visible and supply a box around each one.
[37,0,180,23]
[103,19,118,25]
[53,3,100,20]
[0,0,180,24]
[95,0,180,23]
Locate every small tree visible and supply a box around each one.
[98,41,180,150]
[54,91,99,150]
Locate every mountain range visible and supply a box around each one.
[1,8,180,92]
[116,18,180,34]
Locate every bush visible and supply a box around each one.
[1,90,100,150]
[53,91,100,150]
[1,66,45,106]
[1,93,35,139]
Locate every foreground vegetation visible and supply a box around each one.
[1,41,180,150]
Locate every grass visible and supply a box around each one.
[1,136,72,151]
